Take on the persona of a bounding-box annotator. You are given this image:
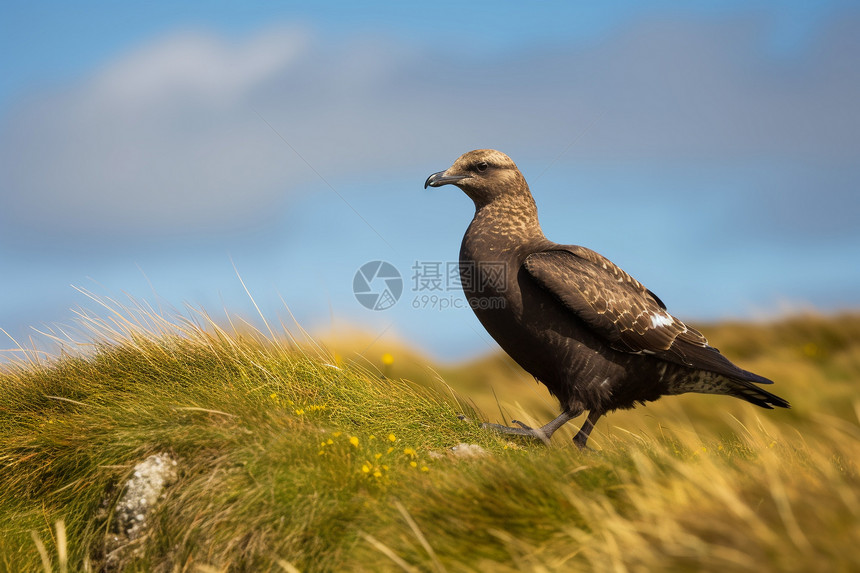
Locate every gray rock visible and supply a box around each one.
[449,443,489,458]
[102,453,178,568]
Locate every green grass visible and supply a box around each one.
[1,303,859,572]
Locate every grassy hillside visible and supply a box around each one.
[1,305,859,572]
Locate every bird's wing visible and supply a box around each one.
[523,246,769,380]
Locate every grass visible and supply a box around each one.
[1,300,859,572]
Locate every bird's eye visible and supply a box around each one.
[476,161,489,173]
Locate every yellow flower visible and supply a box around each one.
[410,461,417,468]
[388,434,396,442]
[387,447,394,454]
[420,466,429,472]
[295,409,305,415]
[381,353,394,366]
[333,432,342,437]
[375,453,382,460]
[373,470,382,478]
[369,435,376,440]
[326,439,333,445]
[362,463,371,473]
[403,447,416,457]
[350,436,359,447]
[269,392,278,401]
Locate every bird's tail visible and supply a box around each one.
[726,378,790,409]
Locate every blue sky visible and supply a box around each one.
[1,1,859,361]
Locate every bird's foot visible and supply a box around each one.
[481,421,551,445]
[572,437,591,451]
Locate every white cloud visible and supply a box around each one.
[1,27,319,241]
[1,15,858,245]
[93,28,308,109]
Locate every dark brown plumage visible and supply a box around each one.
[424,149,789,448]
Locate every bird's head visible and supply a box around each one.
[424,149,529,207]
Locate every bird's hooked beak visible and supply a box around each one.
[424,170,470,189]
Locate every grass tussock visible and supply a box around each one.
[1,301,859,572]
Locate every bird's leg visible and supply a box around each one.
[482,408,581,445]
[572,410,602,449]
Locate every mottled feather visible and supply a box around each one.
[523,246,774,384]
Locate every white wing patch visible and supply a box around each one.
[650,313,675,328]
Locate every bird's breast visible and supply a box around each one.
[459,231,524,312]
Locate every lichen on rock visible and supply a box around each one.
[102,453,178,568]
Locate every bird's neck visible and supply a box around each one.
[464,193,546,259]
[479,193,543,234]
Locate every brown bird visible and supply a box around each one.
[424,149,789,448]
